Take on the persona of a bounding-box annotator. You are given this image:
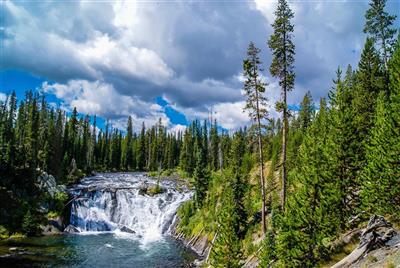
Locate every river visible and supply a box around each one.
[0,173,197,267]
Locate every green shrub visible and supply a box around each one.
[147,183,164,196]
[46,211,60,219]
[54,192,68,211]
[9,232,25,239]
[148,171,158,177]
[22,210,38,236]
[0,225,9,239]
[161,169,174,176]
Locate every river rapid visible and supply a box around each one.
[0,173,197,267]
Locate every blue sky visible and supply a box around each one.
[0,0,399,131]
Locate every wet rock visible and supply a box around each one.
[64,225,80,233]
[41,217,64,235]
[41,224,62,235]
[192,259,205,267]
[120,226,135,234]
[48,218,63,230]
[138,181,148,195]
[36,172,65,198]
[332,215,400,268]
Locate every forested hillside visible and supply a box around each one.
[0,0,398,266]
[176,0,400,267]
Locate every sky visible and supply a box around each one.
[0,0,399,132]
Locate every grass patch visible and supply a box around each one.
[318,241,358,268]
[9,233,26,239]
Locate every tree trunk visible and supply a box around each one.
[380,27,388,72]
[281,27,288,212]
[380,28,390,96]
[255,87,266,235]
[281,94,287,212]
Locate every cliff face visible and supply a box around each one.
[169,216,210,259]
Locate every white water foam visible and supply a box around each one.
[69,173,192,245]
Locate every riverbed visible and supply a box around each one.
[0,173,197,267]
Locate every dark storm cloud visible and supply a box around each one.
[1,0,399,128]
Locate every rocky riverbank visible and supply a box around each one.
[331,215,400,268]
[169,215,210,267]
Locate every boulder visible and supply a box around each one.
[64,225,80,233]
[120,226,135,234]
[138,181,148,196]
[36,172,59,198]
[41,224,62,235]
[332,215,399,268]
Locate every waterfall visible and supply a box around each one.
[69,173,192,244]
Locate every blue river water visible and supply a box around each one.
[0,233,196,267]
[0,173,197,267]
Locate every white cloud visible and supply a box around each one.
[0,93,7,102]
[168,124,187,134]
[42,79,170,131]
[79,35,174,84]
[3,1,173,86]
[3,0,399,131]
[213,101,249,130]
[253,0,277,24]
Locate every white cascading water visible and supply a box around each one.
[69,173,192,244]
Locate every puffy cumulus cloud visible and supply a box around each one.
[2,0,399,130]
[42,80,170,131]
[213,101,249,130]
[168,124,187,134]
[79,35,174,84]
[3,1,173,85]
[2,0,267,116]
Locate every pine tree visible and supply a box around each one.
[361,38,400,217]
[276,99,340,267]
[4,91,17,168]
[268,0,295,211]
[180,126,195,176]
[37,96,49,170]
[123,116,134,170]
[137,122,146,170]
[364,0,397,72]
[210,184,243,268]
[351,38,385,178]
[210,120,219,171]
[26,93,39,169]
[354,37,384,131]
[22,210,37,236]
[243,41,268,234]
[69,107,79,161]
[299,91,314,130]
[329,66,360,228]
[230,130,248,238]
[193,139,209,208]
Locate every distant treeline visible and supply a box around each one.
[0,88,270,233]
[0,90,260,182]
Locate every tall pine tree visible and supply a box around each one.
[268,0,295,211]
[243,42,269,234]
